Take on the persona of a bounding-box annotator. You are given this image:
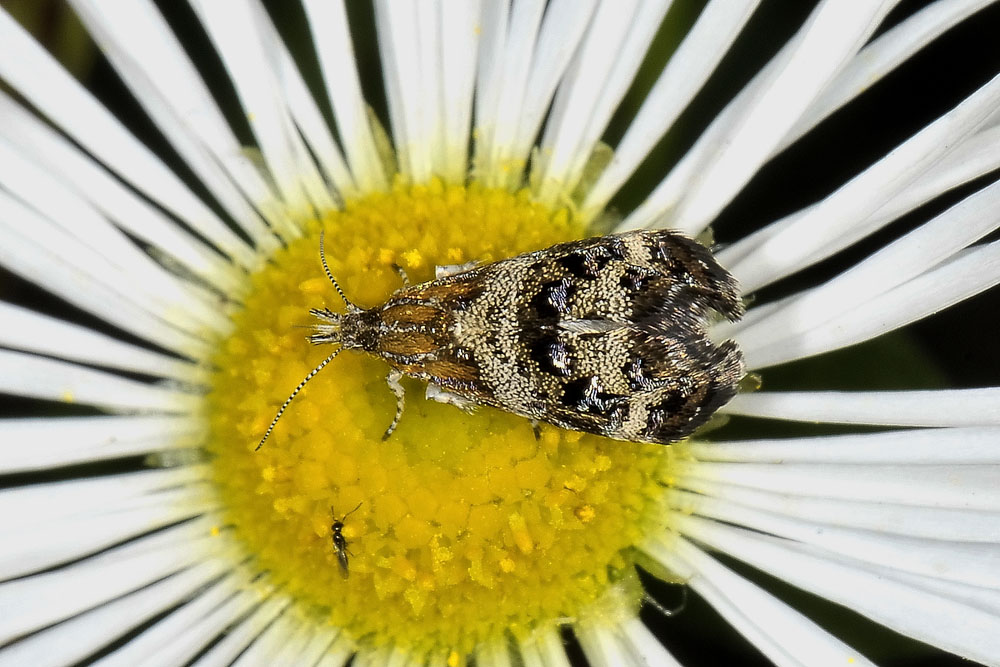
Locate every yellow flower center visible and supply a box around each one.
[206,180,674,656]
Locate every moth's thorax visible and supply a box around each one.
[339,309,382,351]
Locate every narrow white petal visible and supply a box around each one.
[477,636,514,667]
[374,1,431,181]
[246,1,358,200]
[0,520,216,643]
[671,483,1000,543]
[312,636,356,667]
[716,125,1000,274]
[2,493,214,580]
[690,427,1000,464]
[191,597,290,666]
[303,0,390,191]
[297,631,343,667]
[781,0,997,151]
[743,240,1000,369]
[676,460,1000,510]
[576,622,643,667]
[0,194,212,358]
[671,491,1000,587]
[0,302,203,381]
[537,1,669,204]
[0,96,248,289]
[519,626,572,667]
[0,138,230,335]
[476,0,546,185]
[734,179,1000,358]
[439,0,482,183]
[620,618,682,667]
[92,572,251,667]
[873,563,1000,616]
[586,0,761,218]
[645,536,875,667]
[0,560,228,667]
[0,415,202,473]
[0,350,201,414]
[230,610,302,667]
[625,1,895,232]
[188,0,330,221]
[724,387,1000,427]
[681,518,1000,664]
[65,0,283,248]
[0,13,256,265]
[0,466,207,532]
[721,73,1000,292]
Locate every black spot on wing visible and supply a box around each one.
[529,335,573,377]
[530,277,576,318]
[556,240,626,279]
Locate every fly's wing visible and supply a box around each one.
[444,230,745,444]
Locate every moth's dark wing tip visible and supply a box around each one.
[648,231,745,321]
[641,338,745,445]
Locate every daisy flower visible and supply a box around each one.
[2,1,1000,665]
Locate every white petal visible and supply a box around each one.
[303,0,390,191]
[781,0,997,151]
[586,0,761,219]
[671,483,1000,543]
[680,517,1000,664]
[0,302,203,381]
[644,536,875,667]
[0,350,201,414]
[690,427,1000,464]
[93,573,253,667]
[191,596,290,666]
[477,637,514,667]
[0,519,217,643]
[474,0,543,187]
[312,636,356,667]
[0,95,249,288]
[0,415,202,474]
[619,618,682,667]
[575,621,643,667]
[188,0,331,222]
[536,1,670,205]
[724,387,1000,427]
[374,1,432,181]
[438,1,481,183]
[734,179,1000,362]
[744,239,1000,368]
[519,626,572,667]
[0,194,212,358]
[65,0,283,248]
[2,486,213,581]
[675,460,1000,510]
[720,73,1000,292]
[671,490,1000,587]
[0,559,228,667]
[625,1,895,232]
[0,138,230,336]
[0,13,255,265]
[506,0,596,185]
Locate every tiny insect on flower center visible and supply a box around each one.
[206,180,680,656]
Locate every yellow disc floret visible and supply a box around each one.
[206,179,674,656]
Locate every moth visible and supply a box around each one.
[257,229,744,450]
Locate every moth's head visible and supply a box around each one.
[308,307,344,346]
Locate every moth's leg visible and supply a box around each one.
[435,260,478,279]
[530,419,541,441]
[391,263,411,287]
[383,369,406,440]
[425,383,477,413]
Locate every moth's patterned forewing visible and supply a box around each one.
[363,230,744,444]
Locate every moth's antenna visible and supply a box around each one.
[319,230,358,312]
[256,348,341,451]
